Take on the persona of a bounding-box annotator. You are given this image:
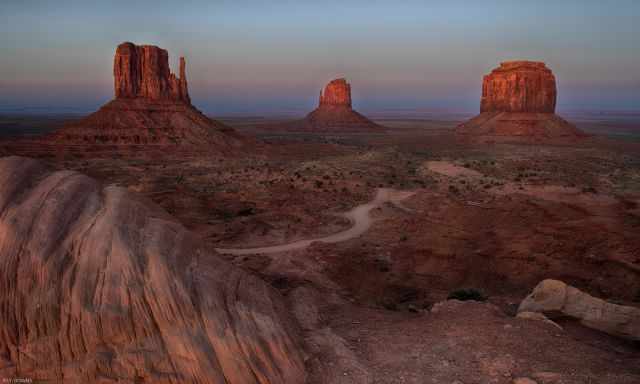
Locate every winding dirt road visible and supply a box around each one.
[215,188,414,255]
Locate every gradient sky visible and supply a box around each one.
[1,0,638,115]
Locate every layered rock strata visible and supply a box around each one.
[0,156,305,383]
[50,42,242,148]
[457,61,584,142]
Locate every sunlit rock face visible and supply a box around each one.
[480,61,556,114]
[295,78,383,132]
[114,42,190,103]
[48,42,245,148]
[0,156,305,383]
[456,61,585,142]
[319,78,352,108]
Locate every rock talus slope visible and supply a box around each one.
[0,156,305,383]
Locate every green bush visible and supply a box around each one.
[447,288,487,302]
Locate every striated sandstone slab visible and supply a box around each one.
[0,156,305,383]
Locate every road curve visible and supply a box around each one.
[215,188,414,255]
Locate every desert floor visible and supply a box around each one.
[1,114,639,383]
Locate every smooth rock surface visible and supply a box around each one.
[0,156,305,383]
[518,279,640,341]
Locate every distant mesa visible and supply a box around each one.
[266,78,384,133]
[457,61,585,142]
[50,42,244,149]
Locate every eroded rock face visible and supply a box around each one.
[0,156,304,383]
[319,78,352,108]
[456,61,584,142]
[480,61,556,113]
[50,42,243,147]
[114,42,190,103]
[518,279,640,341]
[271,77,383,132]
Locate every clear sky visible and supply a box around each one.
[1,0,638,115]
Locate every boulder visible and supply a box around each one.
[518,279,640,341]
[0,156,305,383]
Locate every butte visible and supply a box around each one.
[272,78,384,132]
[456,61,585,143]
[49,42,244,150]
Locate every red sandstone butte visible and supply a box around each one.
[49,42,244,149]
[281,78,383,132]
[319,78,352,107]
[480,61,556,113]
[114,42,190,103]
[457,61,585,142]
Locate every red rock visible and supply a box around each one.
[51,42,243,148]
[319,78,352,107]
[266,78,383,132]
[0,156,305,383]
[480,61,556,113]
[457,61,585,142]
[114,42,190,103]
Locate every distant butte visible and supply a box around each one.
[114,42,190,103]
[267,78,384,133]
[49,42,245,149]
[457,61,585,142]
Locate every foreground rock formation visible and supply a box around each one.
[457,61,584,142]
[50,42,244,148]
[519,279,640,341]
[0,156,305,383]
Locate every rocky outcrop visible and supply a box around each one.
[518,279,640,341]
[0,156,305,383]
[114,42,190,103]
[319,78,352,108]
[267,78,382,132]
[457,61,584,142]
[50,42,242,148]
[480,61,556,113]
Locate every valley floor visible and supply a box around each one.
[1,117,639,383]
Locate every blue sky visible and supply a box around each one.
[1,0,638,115]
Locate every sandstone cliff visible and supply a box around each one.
[480,61,556,113]
[0,156,305,383]
[114,42,190,103]
[319,78,352,108]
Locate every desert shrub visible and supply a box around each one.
[447,288,487,302]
